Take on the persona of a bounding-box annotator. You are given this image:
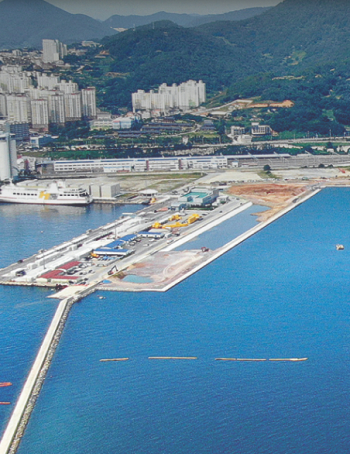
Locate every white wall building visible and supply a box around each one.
[64,93,82,121]
[0,66,32,94]
[0,120,17,180]
[52,155,228,174]
[81,87,97,119]
[132,80,206,115]
[58,80,78,94]
[30,99,49,130]
[6,94,30,123]
[47,92,65,124]
[37,73,60,90]
[42,39,67,63]
[0,93,7,117]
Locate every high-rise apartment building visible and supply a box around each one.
[0,66,32,94]
[30,99,49,130]
[64,93,82,121]
[6,95,30,123]
[58,80,78,94]
[0,94,7,118]
[42,39,67,63]
[37,73,60,90]
[132,80,206,115]
[47,92,65,124]
[81,87,97,119]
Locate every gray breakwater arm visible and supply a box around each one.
[0,298,70,454]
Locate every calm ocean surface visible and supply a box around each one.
[3,189,350,454]
[0,203,141,437]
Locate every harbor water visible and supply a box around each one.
[11,188,350,454]
[0,203,141,438]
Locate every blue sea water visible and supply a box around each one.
[0,203,141,437]
[14,188,350,454]
[175,204,268,251]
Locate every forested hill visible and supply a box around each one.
[101,21,262,105]
[99,0,350,107]
[199,0,350,71]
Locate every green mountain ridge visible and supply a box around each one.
[95,0,350,105]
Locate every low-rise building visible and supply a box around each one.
[175,188,219,208]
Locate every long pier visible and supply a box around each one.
[0,283,97,454]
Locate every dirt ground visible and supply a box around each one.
[227,183,308,221]
[102,250,213,291]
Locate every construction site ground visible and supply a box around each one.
[101,250,214,292]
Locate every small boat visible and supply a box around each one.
[336,244,344,250]
[0,382,12,387]
[0,402,11,405]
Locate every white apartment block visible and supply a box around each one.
[47,92,65,124]
[31,99,49,129]
[42,39,67,63]
[37,73,60,90]
[58,80,79,94]
[0,94,7,117]
[132,80,206,115]
[64,93,82,121]
[0,66,32,94]
[0,65,97,127]
[6,94,30,123]
[81,87,97,119]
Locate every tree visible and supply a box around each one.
[263,164,271,172]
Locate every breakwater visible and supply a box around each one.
[0,283,97,454]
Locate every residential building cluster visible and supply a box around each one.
[132,80,206,117]
[0,64,97,132]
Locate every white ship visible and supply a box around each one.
[0,181,93,206]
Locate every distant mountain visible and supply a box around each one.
[198,0,350,71]
[98,0,350,112]
[0,0,116,50]
[103,7,271,30]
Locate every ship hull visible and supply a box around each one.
[0,197,92,206]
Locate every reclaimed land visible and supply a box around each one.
[100,185,321,293]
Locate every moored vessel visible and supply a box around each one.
[0,181,93,206]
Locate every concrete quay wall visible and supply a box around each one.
[159,188,321,292]
[163,201,253,252]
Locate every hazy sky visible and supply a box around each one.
[46,0,282,20]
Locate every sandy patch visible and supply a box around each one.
[102,250,213,291]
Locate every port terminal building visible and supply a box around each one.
[40,156,230,175]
